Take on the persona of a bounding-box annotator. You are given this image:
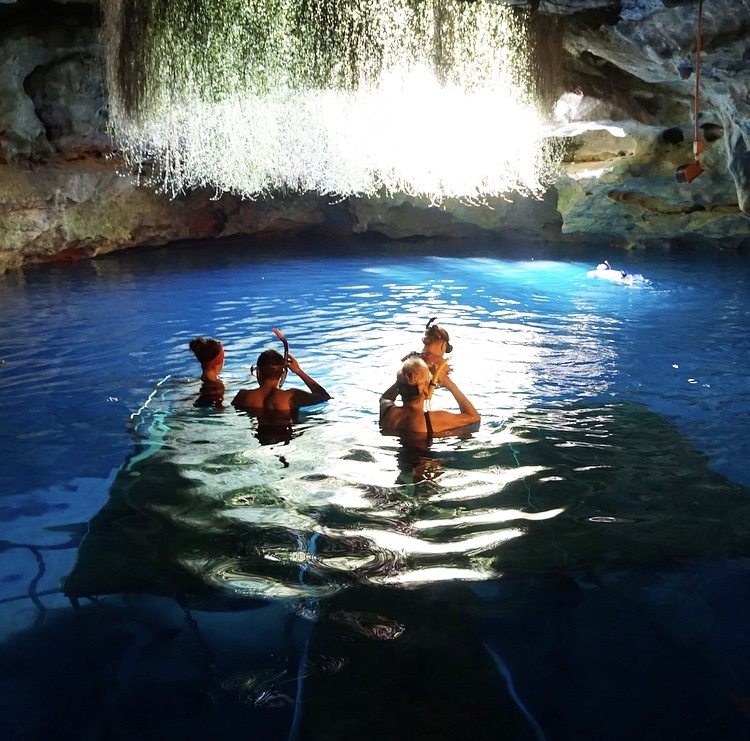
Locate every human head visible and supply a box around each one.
[189,337,224,370]
[423,320,453,354]
[397,357,431,401]
[255,348,286,382]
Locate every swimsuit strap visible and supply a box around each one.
[424,410,434,448]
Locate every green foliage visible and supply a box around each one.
[100,0,561,200]
[105,0,292,115]
[104,0,538,113]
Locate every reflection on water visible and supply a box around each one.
[58,388,750,739]
[65,393,750,601]
[4,243,750,739]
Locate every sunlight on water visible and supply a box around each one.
[104,0,559,199]
[3,247,750,741]
[4,246,750,604]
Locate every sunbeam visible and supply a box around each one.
[102,0,562,200]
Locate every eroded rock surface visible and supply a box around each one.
[2,0,750,271]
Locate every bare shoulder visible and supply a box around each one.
[379,397,397,413]
[379,403,403,428]
[232,388,261,410]
[430,409,480,433]
[269,388,296,411]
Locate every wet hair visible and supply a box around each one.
[397,357,431,400]
[425,323,453,353]
[257,349,284,368]
[256,348,286,379]
[189,337,223,367]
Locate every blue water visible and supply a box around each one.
[2,239,750,739]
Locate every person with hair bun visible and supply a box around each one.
[189,336,225,408]
[379,356,479,439]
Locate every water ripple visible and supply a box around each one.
[5,246,750,604]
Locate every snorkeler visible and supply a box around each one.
[380,356,479,438]
[599,260,626,277]
[231,348,331,414]
[588,260,646,285]
[189,336,225,408]
[402,317,453,375]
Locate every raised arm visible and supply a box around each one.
[379,381,399,425]
[287,354,331,407]
[436,374,480,427]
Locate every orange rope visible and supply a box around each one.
[693,0,704,162]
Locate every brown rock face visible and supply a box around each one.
[2,0,750,272]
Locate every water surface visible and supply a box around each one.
[1,239,750,740]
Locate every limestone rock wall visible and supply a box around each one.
[1,0,750,272]
[0,156,336,271]
[0,3,345,272]
[555,0,750,248]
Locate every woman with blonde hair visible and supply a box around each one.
[379,357,479,439]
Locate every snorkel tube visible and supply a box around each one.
[272,327,289,388]
[425,357,451,412]
[428,358,451,400]
[423,316,452,410]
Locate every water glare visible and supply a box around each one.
[3,245,750,740]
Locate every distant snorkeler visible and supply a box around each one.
[189,336,225,408]
[587,260,648,285]
[402,317,453,375]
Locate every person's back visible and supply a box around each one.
[380,357,479,438]
[232,349,330,415]
[233,384,312,415]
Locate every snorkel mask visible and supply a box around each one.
[424,317,453,354]
[250,329,289,388]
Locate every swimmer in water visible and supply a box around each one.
[402,317,453,375]
[231,349,330,415]
[588,260,646,285]
[189,336,225,408]
[379,357,479,440]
